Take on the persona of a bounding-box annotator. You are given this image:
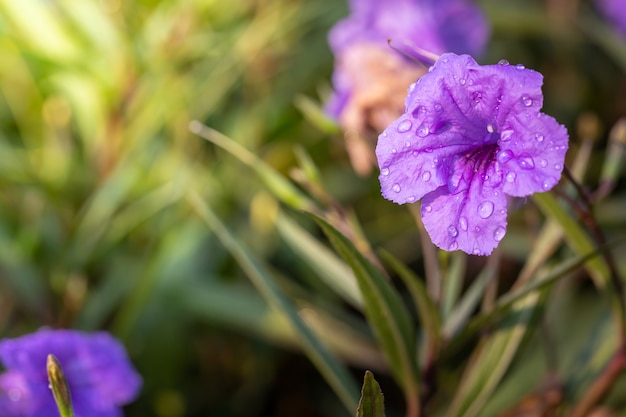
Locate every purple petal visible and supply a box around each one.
[498,112,568,197]
[0,329,141,417]
[596,0,626,36]
[421,166,508,255]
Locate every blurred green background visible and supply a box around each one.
[0,1,625,416]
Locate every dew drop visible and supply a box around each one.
[494,226,506,242]
[468,79,474,85]
[434,103,443,113]
[424,205,432,213]
[442,57,449,63]
[459,217,468,231]
[521,95,533,107]
[539,159,547,168]
[542,178,555,190]
[448,225,459,237]
[506,172,517,182]
[518,154,535,170]
[499,129,514,142]
[397,120,412,133]
[392,183,401,193]
[475,226,481,232]
[381,168,390,176]
[408,83,416,93]
[459,78,466,85]
[391,148,397,154]
[404,141,411,147]
[497,149,513,163]
[554,163,562,170]
[477,200,495,219]
[449,241,459,251]
[381,131,388,138]
[498,59,509,66]
[417,124,430,137]
[422,171,431,182]
[473,247,481,255]
[534,133,544,142]
[428,65,435,73]
[407,196,416,203]
[516,63,525,70]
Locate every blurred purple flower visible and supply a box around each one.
[596,0,626,36]
[326,0,489,175]
[376,53,569,255]
[0,329,141,417]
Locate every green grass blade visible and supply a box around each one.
[275,211,363,309]
[532,192,610,288]
[187,191,359,414]
[310,213,421,415]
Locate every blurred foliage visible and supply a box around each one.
[0,0,626,417]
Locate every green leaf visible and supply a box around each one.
[532,192,610,288]
[357,371,386,417]
[275,211,363,309]
[379,249,442,357]
[310,214,420,414]
[189,121,316,212]
[445,290,543,417]
[47,355,76,417]
[187,191,359,414]
[294,94,341,135]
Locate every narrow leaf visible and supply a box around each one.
[47,355,75,417]
[310,214,421,414]
[532,192,610,288]
[187,192,359,413]
[357,371,386,417]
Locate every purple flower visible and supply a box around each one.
[596,0,626,37]
[376,53,569,255]
[0,329,142,417]
[326,0,489,175]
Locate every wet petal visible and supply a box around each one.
[499,112,568,197]
[421,167,508,256]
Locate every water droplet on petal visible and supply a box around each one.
[539,159,547,168]
[506,172,517,182]
[397,120,412,133]
[428,65,434,72]
[392,184,401,193]
[424,205,432,213]
[535,133,544,142]
[405,141,411,147]
[449,241,459,251]
[473,247,480,255]
[497,149,513,163]
[494,226,506,242]
[554,163,562,170]
[381,168,389,176]
[459,78,466,85]
[422,171,431,181]
[442,57,449,63]
[478,201,495,219]
[459,217,468,231]
[434,103,443,113]
[381,131,388,138]
[498,59,509,66]
[522,95,533,107]
[448,225,459,237]
[499,129,514,142]
[417,124,430,137]
[475,226,481,232]
[542,178,556,190]
[518,154,535,170]
[516,63,525,70]
[408,83,416,93]
[407,196,416,203]
[391,148,397,154]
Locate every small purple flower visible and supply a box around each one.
[326,0,489,175]
[596,0,626,37]
[376,53,569,255]
[0,329,142,417]
[327,0,489,122]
